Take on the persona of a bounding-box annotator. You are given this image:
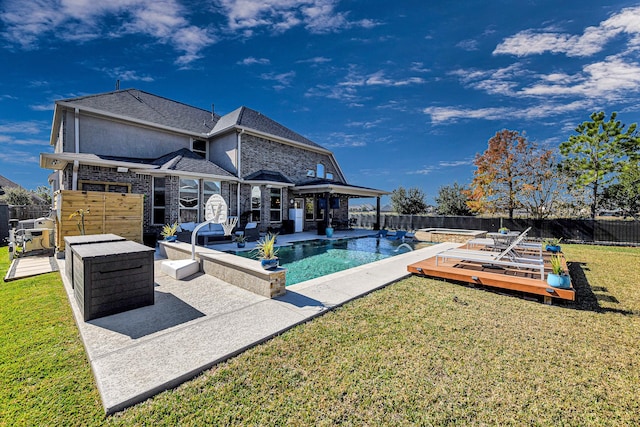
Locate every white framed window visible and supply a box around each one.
[326,172,333,180]
[306,169,315,177]
[203,180,221,203]
[269,188,281,222]
[251,186,261,222]
[305,197,314,220]
[191,139,207,159]
[152,177,166,225]
[179,178,199,223]
[316,163,325,178]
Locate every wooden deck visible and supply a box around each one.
[407,247,575,304]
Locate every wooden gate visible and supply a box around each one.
[54,190,144,251]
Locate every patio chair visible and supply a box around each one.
[387,230,407,240]
[235,222,260,242]
[374,229,388,238]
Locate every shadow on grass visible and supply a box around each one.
[566,261,636,316]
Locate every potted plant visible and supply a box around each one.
[498,227,509,234]
[254,233,279,270]
[325,220,334,238]
[161,222,179,242]
[543,237,562,253]
[547,254,571,289]
[234,233,246,248]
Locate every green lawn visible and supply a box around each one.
[1,244,639,426]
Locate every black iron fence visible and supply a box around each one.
[349,213,640,245]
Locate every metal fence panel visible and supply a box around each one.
[348,213,640,245]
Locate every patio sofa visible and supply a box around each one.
[176,222,233,245]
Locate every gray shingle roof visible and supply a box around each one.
[151,148,235,177]
[59,89,218,134]
[244,170,294,184]
[59,89,327,151]
[214,107,326,150]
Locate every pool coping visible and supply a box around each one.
[57,239,460,414]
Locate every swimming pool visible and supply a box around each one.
[229,237,431,286]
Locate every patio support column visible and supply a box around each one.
[375,196,381,230]
[324,192,331,228]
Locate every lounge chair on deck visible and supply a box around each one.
[436,228,545,279]
[467,227,541,256]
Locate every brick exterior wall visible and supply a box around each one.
[59,132,353,235]
[240,134,346,232]
[241,134,341,184]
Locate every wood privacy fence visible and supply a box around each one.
[349,213,640,245]
[8,204,51,221]
[54,190,144,251]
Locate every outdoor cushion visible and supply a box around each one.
[179,222,197,232]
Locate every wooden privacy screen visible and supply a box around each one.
[54,190,144,251]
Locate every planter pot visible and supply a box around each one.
[325,227,334,238]
[545,244,561,253]
[261,258,279,270]
[164,235,177,242]
[547,273,571,289]
[237,242,246,248]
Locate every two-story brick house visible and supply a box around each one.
[40,89,387,235]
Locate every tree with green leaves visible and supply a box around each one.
[390,186,427,215]
[32,185,52,205]
[435,183,472,216]
[559,111,638,219]
[0,186,32,205]
[603,161,640,219]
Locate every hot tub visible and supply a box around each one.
[414,228,486,243]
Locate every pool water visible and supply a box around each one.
[230,237,431,286]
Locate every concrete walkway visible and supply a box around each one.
[58,238,458,414]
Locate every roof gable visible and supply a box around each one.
[213,106,325,150]
[152,148,234,177]
[59,89,218,134]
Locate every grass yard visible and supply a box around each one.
[1,244,639,426]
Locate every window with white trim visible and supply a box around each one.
[269,188,281,222]
[179,178,199,223]
[192,139,207,159]
[251,186,261,222]
[305,197,314,220]
[152,177,166,225]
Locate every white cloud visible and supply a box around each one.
[0,121,45,135]
[340,69,425,88]
[494,5,640,57]
[423,100,592,125]
[98,67,155,82]
[215,0,377,35]
[408,166,435,175]
[457,39,479,51]
[0,0,216,65]
[259,71,296,89]
[520,55,640,100]
[297,56,332,64]
[321,132,367,148]
[438,160,473,168]
[239,57,271,65]
[0,149,40,164]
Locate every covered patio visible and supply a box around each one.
[292,179,388,232]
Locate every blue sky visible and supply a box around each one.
[2,0,640,205]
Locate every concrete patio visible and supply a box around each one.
[57,230,457,414]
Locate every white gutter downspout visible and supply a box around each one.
[72,108,80,190]
[236,129,244,215]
